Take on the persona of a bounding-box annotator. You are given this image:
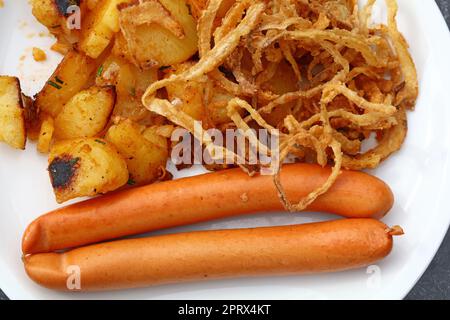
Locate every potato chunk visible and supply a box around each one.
[37,114,55,154]
[30,0,85,46]
[165,62,235,124]
[96,54,157,123]
[0,76,26,150]
[165,62,205,121]
[119,0,198,68]
[105,119,168,186]
[30,0,61,29]
[79,0,131,58]
[54,86,115,140]
[34,50,100,118]
[48,138,129,203]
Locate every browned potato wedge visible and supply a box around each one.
[119,0,198,69]
[34,49,100,118]
[96,54,158,123]
[48,138,129,203]
[54,86,115,140]
[79,0,132,58]
[37,114,55,154]
[105,119,168,186]
[0,76,26,150]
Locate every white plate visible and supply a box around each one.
[1,0,450,300]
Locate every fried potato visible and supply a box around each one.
[205,83,236,125]
[22,94,41,141]
[111,31,134,63]
[37,114,55,154]
[54,86,115,140]
[97,54,158,123]
[165,63,237,125]
[30,0,62,30]
[166,62,205,121]
[30,0,84,45]
[0,76,26,150]
[86,0,101,10]
[48,138,129,203]
[79,0,131,58]
[105,119,169,186]
[35,49,100,118]
[142,125,171,150]
[119,0,198,69]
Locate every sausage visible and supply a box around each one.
[24,219,399,291]
[22,164,394,254]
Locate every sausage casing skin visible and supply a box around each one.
[22,164,394,254]
[24,219,394,292]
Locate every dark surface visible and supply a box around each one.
[1,0,449,301]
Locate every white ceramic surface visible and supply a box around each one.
[1,0,450,300]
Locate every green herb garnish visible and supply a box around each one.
[129,87,136,97]
[97,65,104,77]
[55,76,64,84]
[95,139,106,145]
[127,178,136,186]
[159,65,170,71]
[47,80,62,90]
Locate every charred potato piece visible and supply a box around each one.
[0,76,26,150]
[37,115,55,154]
[119,0,198,69]
[35,49,100,118]
[54,86,115,140]
[48,138,129,203]
[105,119,168,186]
[79,0,131,58]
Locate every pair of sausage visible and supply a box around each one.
[22,164,399,291]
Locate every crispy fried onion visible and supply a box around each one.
[142,0,418,212]
[120,0,185,39]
